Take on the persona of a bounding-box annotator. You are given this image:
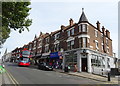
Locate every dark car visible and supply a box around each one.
[38,62,53,71]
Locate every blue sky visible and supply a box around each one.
[0,0,118,58]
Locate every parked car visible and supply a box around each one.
[38,62,53,71]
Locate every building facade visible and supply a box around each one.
[9,9,117,75]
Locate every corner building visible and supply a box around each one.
[59,9,115,75]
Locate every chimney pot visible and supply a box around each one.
[69,18,74,26]
[96,21,100,30]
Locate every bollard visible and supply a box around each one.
[108,72,111,81]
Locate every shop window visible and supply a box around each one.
[91,55,104,67]
[65,51,77,71]
[101,57,105,68]
[107,58,110,68]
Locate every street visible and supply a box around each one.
[4,62,105,85]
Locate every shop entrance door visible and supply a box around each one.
[81,55,87,72]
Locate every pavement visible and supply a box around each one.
[54,69,119,84]
[0,72,13,85]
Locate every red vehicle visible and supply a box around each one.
[18,49,31,66]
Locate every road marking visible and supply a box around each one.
[5,68,20,86]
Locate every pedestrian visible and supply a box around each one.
[74,63,78,72]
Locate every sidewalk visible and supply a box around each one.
[54,69,118,84]
[0,71,14,85]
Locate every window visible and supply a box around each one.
[46,37,49,43]
[107,58,110,68]
[67,40,74,50]
[67,30,70,37]
[79,25,82,32]
[95,29,98,37]
[67,28,74,36]
[83,38,87,48]
[107,47,109,53]
[54,33,60,40]
[71,29,74,35]
[54,43,60,51]
[95,41,99,49]
[45,45,49,53]
[79,38,82,48]
[91,55,103,67]
[101,57,105,68]
[82,24,87,32]
[101,43,104,51]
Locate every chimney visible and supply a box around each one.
[102,26,105,35]
[40,32,42,36]
[96,21,100,30]
[106,29,110,38]
[69,18,74,26]
[61,25,66,30]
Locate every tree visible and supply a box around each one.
[0,1,32,48]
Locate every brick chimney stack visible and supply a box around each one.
[61,25,66,30]
[69,18,74,26]
[102,26,105,35]
[106,30,110,38]
[96,21,100,31]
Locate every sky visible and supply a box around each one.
[0,0,118,59]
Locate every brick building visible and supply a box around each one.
[9,8,116,75]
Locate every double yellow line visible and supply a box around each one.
[5,68,20,86]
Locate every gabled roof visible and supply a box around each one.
[78,8,88,23]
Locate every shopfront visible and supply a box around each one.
[64,50,77,71]
[50,52,63,69]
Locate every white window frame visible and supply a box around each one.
[83,37,86,48]
[95,29,98,37]
[82,24,87,32]
[95,40,99,49]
